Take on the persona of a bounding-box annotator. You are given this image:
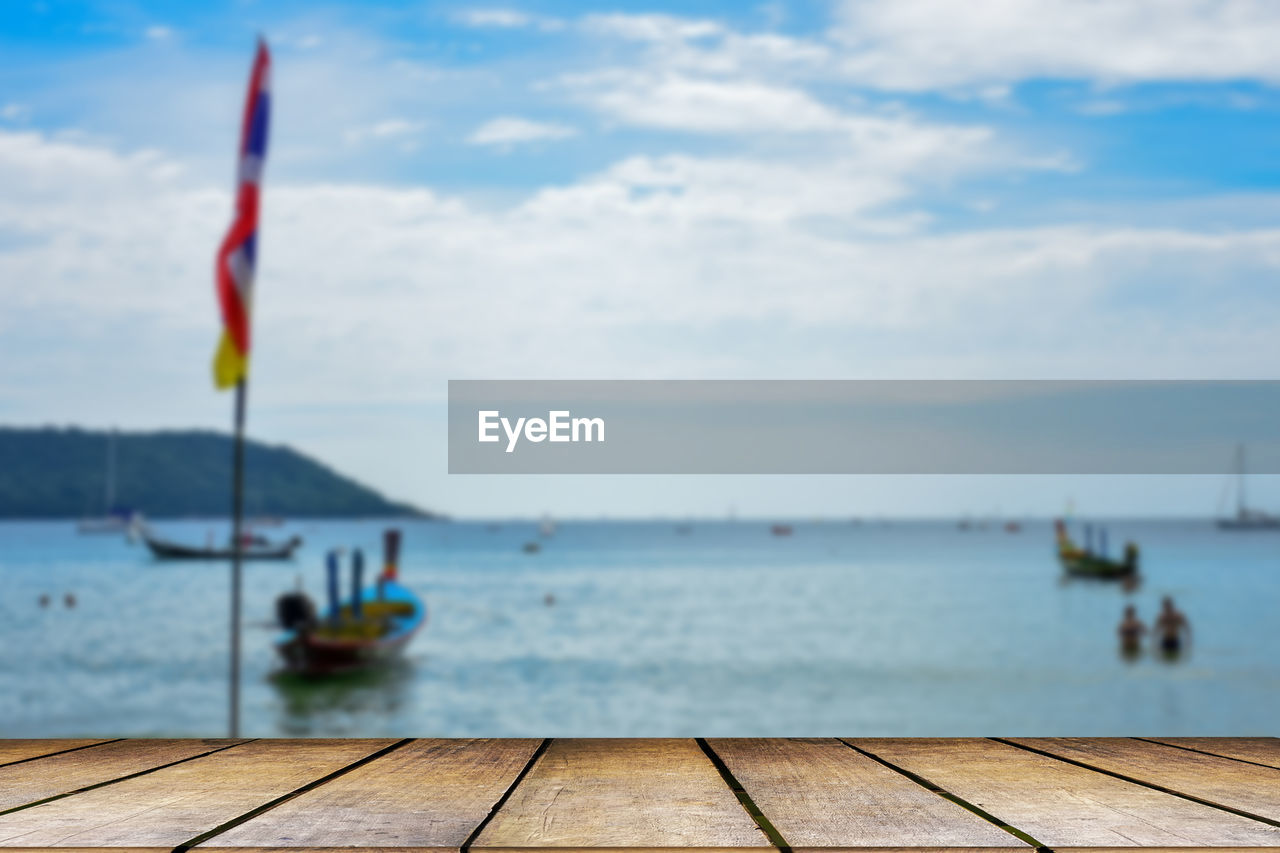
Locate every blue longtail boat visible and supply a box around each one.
[275,529,426,675]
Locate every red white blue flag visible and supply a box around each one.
[214,39,270,389]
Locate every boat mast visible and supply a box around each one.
[1236,443,1247,519]
[105,429,116,513]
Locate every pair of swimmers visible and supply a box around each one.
[1118,597,1191,658]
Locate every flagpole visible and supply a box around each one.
[229,376,247,737]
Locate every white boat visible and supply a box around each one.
[78,430,143,534]
[1217,444,1280,530]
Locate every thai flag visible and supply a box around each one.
[213,39,270,389]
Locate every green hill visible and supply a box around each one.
[0,427,434,519]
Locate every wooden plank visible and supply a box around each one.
[198,739,541,852]
[0,743,111,769]
[0,740,246,813]
[852,738,1280,850]
[0,739,397,850]
[1143,738,1280,770]
[471,739,773,852]
[1007,737,1280,824]
[708,738,1027,851]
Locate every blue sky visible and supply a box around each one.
[2,0,1280,516]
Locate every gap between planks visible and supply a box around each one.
[992,738,1280,829]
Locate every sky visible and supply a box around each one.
[2,0,1280,517]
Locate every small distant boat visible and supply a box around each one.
[275,529,425,675]
[78,430,144,534]
[1054,520,1138,579]
[1004,520,1022,533]
[1217,444,1280,530]
[79,508,143,534]
[522,541,541,554]
[138,524,302,561]
[771,523,793,537]
[539,516,557,538]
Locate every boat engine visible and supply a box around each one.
[276,589,316,631]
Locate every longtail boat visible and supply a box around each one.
[275,529,425,676]
[139,525,301,560]
[1054,519,1138,579]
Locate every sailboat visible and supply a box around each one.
[1217,444,1280,530]
[77,430,142,534]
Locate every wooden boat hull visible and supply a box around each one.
[1060,553,1137,579]
[278,630,415,675]
[276,580,425,676]
[142,533,302,561]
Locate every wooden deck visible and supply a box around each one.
[0,738,1276,852]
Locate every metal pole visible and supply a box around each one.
[229,377,247,737]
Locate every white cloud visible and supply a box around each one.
[144,25,174,41]
[555,71,1033,186]
[567,4,1280,98]
[6,127,1280,516]
[580,13,829,80]
[343,118,426,148]
[3,127,1279,407]
[830,0,1280,90]
[456,8,563,31]
[561,72,846,134]
[1,103,29,122]
[582,13,724,42]
[0,130,183,200]
[468,117,577,146]
[517,154,908,226]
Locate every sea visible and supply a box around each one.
[0,518,1276,737]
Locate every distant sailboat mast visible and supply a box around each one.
[78,429,137,534]
[104,428,116,514]
[1218,443,1280,530]
[1234,443,1247,520]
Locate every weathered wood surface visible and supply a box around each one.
[0,740,395,850]
[708,738,1026,851]
[0,739,245,814]
[0,742,110,769]
[0,738,1278,851]
[1143,737,1280,770]
[1007,737,1280,824]
[470,739,773,852]
[201,739,541,852]
[852,738,1280,850]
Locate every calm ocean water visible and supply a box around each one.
[0,518,1276,737]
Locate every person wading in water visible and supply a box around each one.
[1117,604,1147,659]
[1155,596,1192,658]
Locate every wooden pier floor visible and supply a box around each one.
[0,738,1276,852]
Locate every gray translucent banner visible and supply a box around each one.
[447,380,1280,474]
